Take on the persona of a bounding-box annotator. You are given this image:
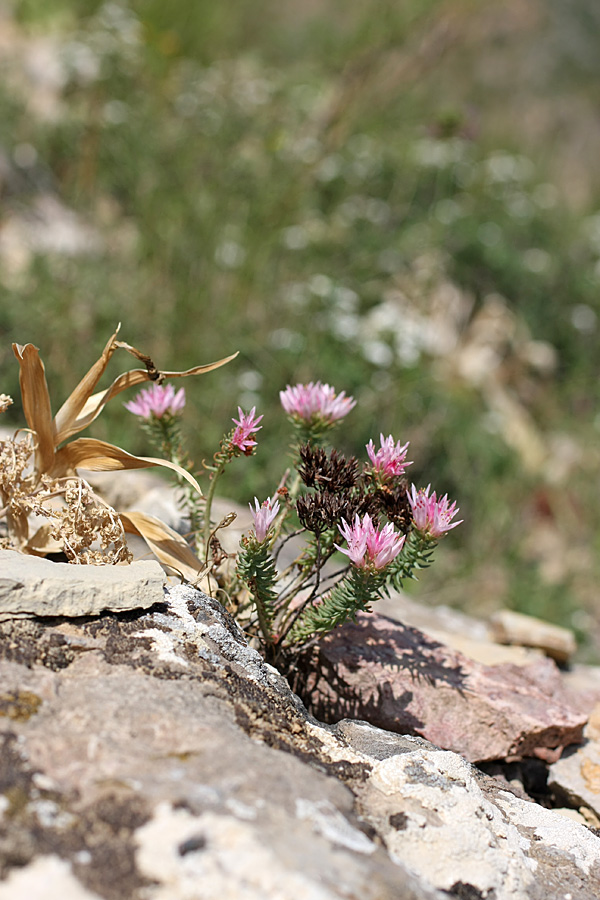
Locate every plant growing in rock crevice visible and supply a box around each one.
[232,382,462,665]
[125,373,462,664]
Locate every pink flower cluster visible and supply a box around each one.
[408,484,462,539]
[124,383,186,420]
[279,381,356,427]
[366,434,412,481]
[249,496,280,543]
[232,407,263,455]
[336,513,405,572]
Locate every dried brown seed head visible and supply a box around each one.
[297,444,358,493]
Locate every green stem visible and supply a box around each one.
[270,467,303,544]
[256,593,275,647]
[287,567,383,646]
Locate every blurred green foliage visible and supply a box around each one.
[2,0,600,653]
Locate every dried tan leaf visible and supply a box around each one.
[26,523,63,555]
[53,326,121,445]
[51,438,203,495]
[12,343,56,472]
[121,510,207,582]
[153,358,241,379]
[55,352,239,442]
[113,339,160,375]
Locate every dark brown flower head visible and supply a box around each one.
[297,444,358,493]
[342,490,380,523]
[296,491,346,534]
[371,480,412,532]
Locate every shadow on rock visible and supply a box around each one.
[288,611,589,763]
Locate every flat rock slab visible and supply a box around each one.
[297,611,588,763]
[0,549,165,619]
[489,608,577,663]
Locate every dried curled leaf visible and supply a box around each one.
[12,343,55,473]
[25,523,63,556]
[51,438,203,497]
[56,350,238,443]
[53,326,123,444]
[121,510,208,582]
[4,329,238,577]
[13,331,238,454]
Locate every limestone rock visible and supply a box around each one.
[0,585,599,900]
[335,719,600,899]
[489,608,577,663]
[0,586,437,900]
[0,855,104,900]
[0,549,165,619]
[296,611,588,762]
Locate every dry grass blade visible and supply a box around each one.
[51,438,203,495]
[53,326,121,443]
[12,344,55,472]
[157,357,240,379]
[121,510,208,582]
[55,352,239,443]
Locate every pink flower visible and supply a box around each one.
[124,383,186,419]
[279,381,356,427]
[335,513,405,572]
[249,496,280,542]
[408,484,463,539]
[366,434,412,480]
[231,407,263,455]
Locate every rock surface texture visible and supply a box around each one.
[298,611,591,763]
[549,702,600,821]
[489,608,577,663]
[0,584,599,900]
[0,549,165,620]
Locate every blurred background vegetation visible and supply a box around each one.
[1,0,600,655]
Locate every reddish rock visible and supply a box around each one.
[297,612,588,763]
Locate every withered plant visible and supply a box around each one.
[0,326,236,577]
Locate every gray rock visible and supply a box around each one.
[0,549,165,619]
[0,585,599,900]
[0,855,103,899]
[0,586,439,900]
[340,719,600,899]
